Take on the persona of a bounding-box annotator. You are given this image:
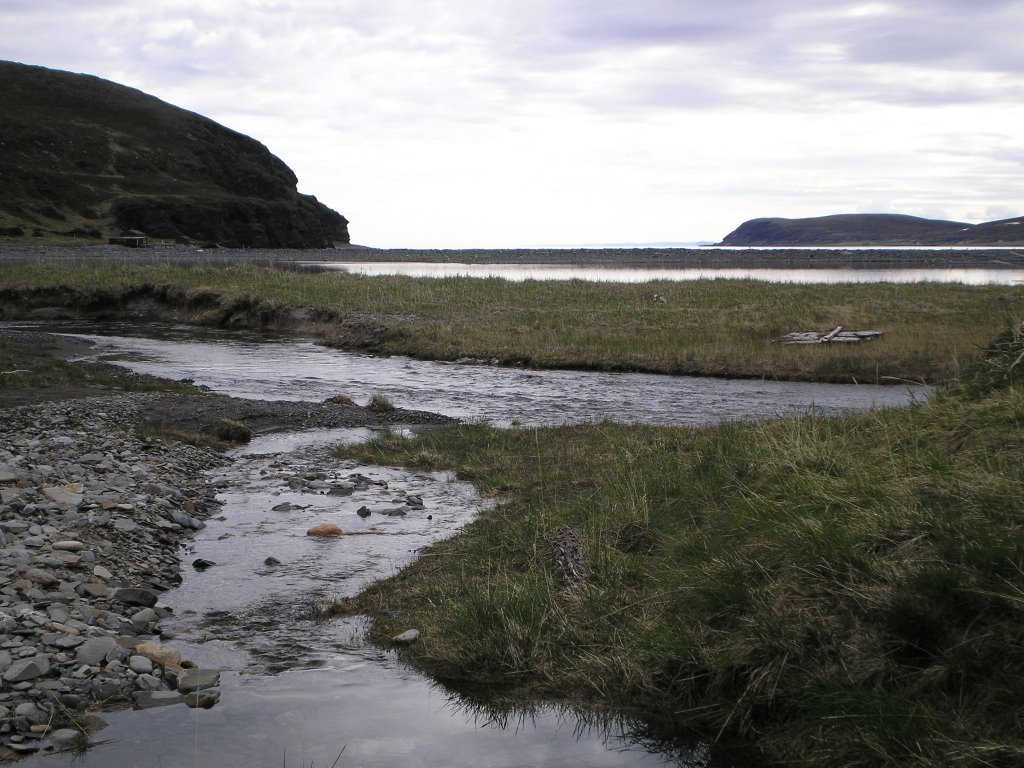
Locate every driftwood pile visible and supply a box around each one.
[778,326,884,345]
[551,527,587,583]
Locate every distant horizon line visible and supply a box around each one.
[346,242,1023,251]
[350,241,717,250]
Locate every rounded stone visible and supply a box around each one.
[14,703,48,724]
[184,690,220,709]
[392,629,421,645]
[75,636,117,666]
[51,541,86,552]
[3,655,50,683]
[48,728,82,746]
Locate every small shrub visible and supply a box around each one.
[326,394,358,406]
[366,393,395,411]
[136,425,232,451]
[957,320,1024,395]
[214,418,253,443]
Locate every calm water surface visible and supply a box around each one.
[305,261,1024,284]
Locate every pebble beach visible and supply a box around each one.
[0,394,224,759]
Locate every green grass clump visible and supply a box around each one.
[213,417,253,443]
[2,261,1021,382]
[0,336,88,390]
[325,394,359,406]
[335,324,1024,767]
[366,393,395,411]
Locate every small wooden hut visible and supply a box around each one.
[108,230,148,247]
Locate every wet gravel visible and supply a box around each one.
[0,326,454,760]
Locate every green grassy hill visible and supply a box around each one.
[720,213,1024,246]
[0,60,348,248]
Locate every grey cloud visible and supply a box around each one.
[841,14,1024,72]
[4,0,1023,120]
[560,17,749,46]
[478,0,1024,111]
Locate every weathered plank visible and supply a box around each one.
[777,328,884,345]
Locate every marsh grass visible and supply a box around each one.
[0,335,124,391]
[2,261,1020,381]
[335,325,1024,767]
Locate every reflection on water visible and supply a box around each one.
[305,261,1024,285]
[163,430,485,670]
[20,668,707,768]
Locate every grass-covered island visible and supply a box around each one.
[2,258,1022,765]
[336,325,1024,767]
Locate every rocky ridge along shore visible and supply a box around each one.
[0,394,227,760]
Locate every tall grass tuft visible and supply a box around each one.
[366,393,395,411]
[953,319,1024,396]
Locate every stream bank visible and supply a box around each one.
[0,394,226,759]
[0,331,460,762]
[2,331,722,767]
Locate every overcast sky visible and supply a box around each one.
[2,1,1022,247]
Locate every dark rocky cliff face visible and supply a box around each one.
[0,61,349,247]
[720,213,1024,246]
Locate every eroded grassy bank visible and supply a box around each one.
[336,325,1024,767]
[0,329,196,397]
[1,261,1021,382]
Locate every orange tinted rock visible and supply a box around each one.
[306,523,343,537]
[135,641,182,668]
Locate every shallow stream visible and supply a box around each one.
[15,323,929,766]
[63,322,927,427]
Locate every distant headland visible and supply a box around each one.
[0,61,349,248]
[719,213,1024,247]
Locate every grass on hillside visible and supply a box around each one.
[2,261,1021,383]
[333,323,1024,767]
